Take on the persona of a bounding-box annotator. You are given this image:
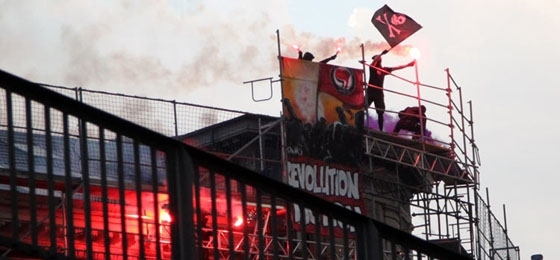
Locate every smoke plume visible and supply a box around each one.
[0,1,409,106]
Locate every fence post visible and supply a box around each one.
[357,220,383,260]
[166,146,196,259]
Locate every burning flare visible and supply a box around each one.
[233,216,243,227]
[161,211,172,223]
[408,46,421,60]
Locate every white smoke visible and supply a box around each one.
[0,1,409,112]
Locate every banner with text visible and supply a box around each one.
[281,57,366,236]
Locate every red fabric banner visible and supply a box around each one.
[318,63,364,110]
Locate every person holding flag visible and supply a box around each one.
[367,50,415,132]
[367,4,422,131]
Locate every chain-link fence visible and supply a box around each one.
[476,192,520,260]
[40,84,285,182]
[43,84,247,137]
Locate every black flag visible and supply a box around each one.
[372,5,422,48]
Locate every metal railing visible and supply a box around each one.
[0,69,473,259]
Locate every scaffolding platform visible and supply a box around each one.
[364,129,472,185]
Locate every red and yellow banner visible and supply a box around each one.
[281,57,366,236]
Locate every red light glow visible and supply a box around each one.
[336,47,342,53]
[125,214,151,220]
[233,216,243,227]
[292,44,300,50]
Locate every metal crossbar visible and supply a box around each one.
[364,135,473,184]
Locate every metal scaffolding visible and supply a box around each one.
[7,49,520,259]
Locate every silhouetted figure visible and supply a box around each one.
[298,50,337,63]
[282,98,310,154]
[367,50,415,131]
[393,105,426,139]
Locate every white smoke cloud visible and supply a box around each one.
[0,1,280,95]
[0,0,404,113]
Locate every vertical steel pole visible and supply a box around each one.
[445,68,455,155]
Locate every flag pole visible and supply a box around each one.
[360,43,369,128]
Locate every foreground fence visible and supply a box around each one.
[0,70,472,259]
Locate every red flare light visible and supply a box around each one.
[161,211,172,223]
[336,47,342,53]
[233,216,243,227]
[292,44,300,50]
[409,47,421,60]
[126,214,151,220]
